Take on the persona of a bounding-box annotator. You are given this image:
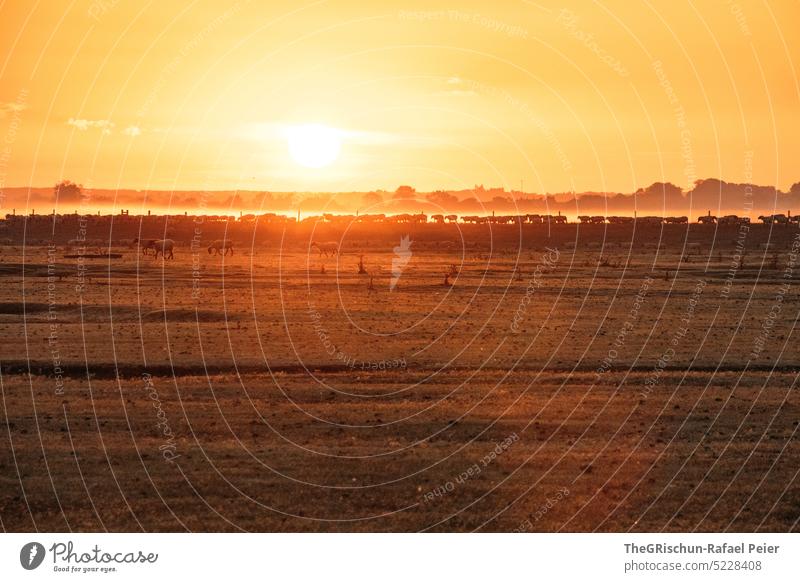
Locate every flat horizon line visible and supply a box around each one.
[3,177,797,196]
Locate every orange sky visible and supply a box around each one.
[0,0,798,202]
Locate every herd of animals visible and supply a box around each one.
[132,238,232,259]
[132,238,335,259]
[18,211,795,261]
[391,212,797,225]
[135,212,796,259]
[546,213,794,225]
[241,211,799,225]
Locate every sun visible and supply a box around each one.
[285,124,341,168]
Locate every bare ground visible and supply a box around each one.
[1,237,799,531]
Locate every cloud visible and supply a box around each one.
[67,118,114,134]
[0,101,26,117]
[123,125,142,137]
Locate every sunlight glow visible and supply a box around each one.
[285,124,342,169]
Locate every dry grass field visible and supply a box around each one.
[1,227,799,531]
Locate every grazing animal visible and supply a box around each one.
[366,265,381,294]
[310,241,338,257]
[208,239,233,256]
[665,216,688,224]
[133,238,157,255]
[152,239,175,259]
[758,214,788,225]
[718,215,741,226]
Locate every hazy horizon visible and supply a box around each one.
[2,177,799,217]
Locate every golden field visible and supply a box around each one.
[1,226,798,531]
